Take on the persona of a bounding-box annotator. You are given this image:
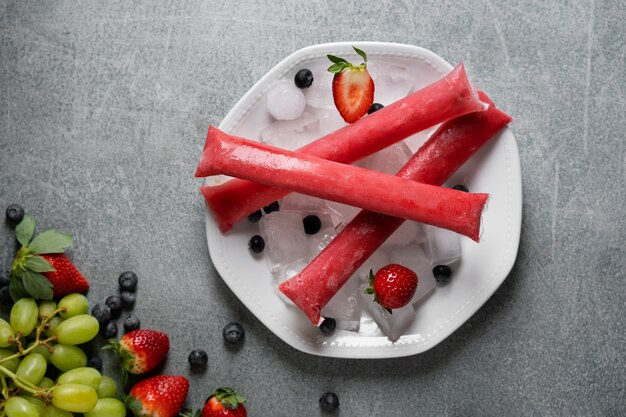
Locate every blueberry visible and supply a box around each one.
[319,392,339,412]
[124,315,140,332]
[120,291,136,306]
[118,271,138,292]
[319,318,336,334]
[5,204,25,225]
[101,321,118,339]
[188,349,208,370]
[263,201,280,214]
[87,355,103,372]
[105,295,123,316]
[91,303,111,326]
[302,215,322,235]
[248,235,265,254]
[223,322,245,345]
[294,68,314,89]
[453,184,469,192]
[247,210,263,223]
[432,265,452,284]
[0,271,10,288]
[367,103,384,114]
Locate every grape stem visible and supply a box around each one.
[0,363,40,396]
[0,373,8,399]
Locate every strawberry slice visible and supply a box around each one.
[328,46,375,123]
[9,213,89,300]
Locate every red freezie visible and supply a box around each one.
[196,63,486,232]
[197,126,488,241]
[279,92,512,325]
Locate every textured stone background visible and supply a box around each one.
[1,1,625,416]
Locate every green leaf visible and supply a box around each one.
[327,54,348,64]
[28,229,72,255]
[9,276,29,302]
[24,255,56,273]
[327,63,347,74]
[353,46,367,63]
[15,214,35,246]
[21,270,54,300]
[364,288,374,294]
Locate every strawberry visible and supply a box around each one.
[202,387,247,417]
[327,46,375,123]
[364,264,418,312]
[104,329,170,378]
[127,375,189,417]
[40,253,89,297]
[9,213,88,300]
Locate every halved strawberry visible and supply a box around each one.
[105,329,170,379]
[327,46,375,123]
[127,375,189,417]
[9,213,88,300]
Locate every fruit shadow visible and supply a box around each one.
[274,257,524,380]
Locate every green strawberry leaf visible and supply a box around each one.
[327,54,348,64]
[28,230,73,255]
[215,387,246,409]
[364,288,374,295]
[9,276,29,302]
[24,255,56,273]
[353,46,367,63]
[21,270,54,300]
[327,62,349,74]
[15,214,35,247]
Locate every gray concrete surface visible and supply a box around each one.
[1,1,625,415]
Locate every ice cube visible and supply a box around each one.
[306,216,337,255]
[260,111,319,151]
[321,275,362,332]
[382,221,424,248]
[266,80,307,120]
[325,201,361,230]
[367,62,416,105]
[422,224,462,266]
[359,142,413,175]
[359,281,416,342]
[353,248,390,283]
[304,67,335,109]
[387,245,436,307]
[280,193,328,212]
[259,211,308,272]
[307,106,347,136]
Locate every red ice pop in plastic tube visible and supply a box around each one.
[196,64,487,233]
[279,92,512,325]
[196,126,489,240]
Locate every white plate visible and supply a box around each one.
[204,42,522,358]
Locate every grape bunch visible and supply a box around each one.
[0,294,126,417]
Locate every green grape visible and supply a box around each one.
[96,375,118,398]
[52,383,98,413]
[58,294,89,319]
[38,376,55,389]
[49,344,87,372]
[10,298,39,337]
[4,396,39,417]
[84,398,127,417]
[27,342,52,362]
[54,314,99,345]
[56,366,101,390]
[22,395,46,415]
[0,318,16,347]
[38,300,57,320]
[0,348,21,372]
[42,405,73,417]
[44,317,63,338]
[15,353,47,385]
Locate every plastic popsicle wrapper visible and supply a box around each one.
[196,126,488,241]
[279,92,513,325]
[196,63,487,233]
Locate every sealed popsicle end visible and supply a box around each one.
[449,63,489,112]
[278,278,322,326]
[195,125,228,178]
[200,184,234,233]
